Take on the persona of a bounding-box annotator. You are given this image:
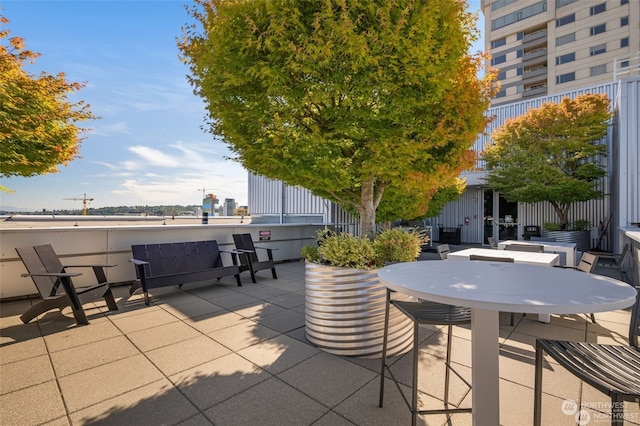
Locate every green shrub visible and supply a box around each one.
[301,228,425,270]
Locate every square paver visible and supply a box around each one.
[169,352,270,410]
[203,376,328,426]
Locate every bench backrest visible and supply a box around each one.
[131,240,223,278]
[16,245,63,298]
[232,233,259,264]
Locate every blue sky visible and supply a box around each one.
[0,0,484,212]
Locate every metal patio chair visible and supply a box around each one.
[534,285,640,426]
[379,289,472,425]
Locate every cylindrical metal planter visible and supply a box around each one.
[542,230,591,252]
[304,262,414,358]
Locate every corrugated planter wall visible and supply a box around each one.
[541,230,591,252]
[304,262,414,358]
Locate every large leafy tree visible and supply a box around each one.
[179,0,495,237]
[0,16,96,193]
[482,93,612,229]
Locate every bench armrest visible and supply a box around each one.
[21,272,82,278]
[220,249,243,255]
[64,264,116,268]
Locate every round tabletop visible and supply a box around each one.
[378,261,637,314]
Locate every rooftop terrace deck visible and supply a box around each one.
[1,250,638,426]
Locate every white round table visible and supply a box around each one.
[378,260,637,426]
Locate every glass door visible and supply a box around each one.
[484,189,519,243]
[483,189,494,245]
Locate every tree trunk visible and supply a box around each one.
[360,178,377,239]
[551,201,571,229]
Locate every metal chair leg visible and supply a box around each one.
[378,289,391,408]
[534,342,544,426]
[411,320,419,426]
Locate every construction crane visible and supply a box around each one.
[63,193,93,215]
[197,187,216,200]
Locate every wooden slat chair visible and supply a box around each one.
[555,252,598,323]
[16,245,118,325]
[436,244,451,260]
[232,233,278,283]
[505,243,545,253]
[589,243,631,283]
[469,255,520,325]
[534,285,640,426]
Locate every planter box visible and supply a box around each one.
[541,230,591,252]
[304,262,414,358]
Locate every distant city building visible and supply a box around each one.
[202,194,218,216]
[234,205,248,216]
[482,0,640,105]
[221,198,237,216]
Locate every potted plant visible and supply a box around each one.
[482,93,613,251]
[302,228,427,358]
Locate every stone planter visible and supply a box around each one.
[304,262,414,358]
[541,230,591,252]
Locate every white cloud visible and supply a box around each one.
[128,145,181,167]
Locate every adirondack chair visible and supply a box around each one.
[16,245,118,325]
[232,233,278,283]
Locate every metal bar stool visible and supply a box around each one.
[379,289,473,425]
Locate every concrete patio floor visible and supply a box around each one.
[1,248,638,426]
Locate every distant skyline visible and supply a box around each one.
[0,0,484,212]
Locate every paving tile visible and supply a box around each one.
[384,350,473,405]
[264,292,305,309]
[40,318,122,353]
[169,352,270,410]
[154,287,214,307]
[68,378,199,425]
[0,381,66,425]
[258,309,305,334]
[203,376,328,426]
[336,376,469,426]
[145,335,231,376]
[127,320,202,352]
[187,284,239,300]
[208,320,280,351]
[0,299,34,318]
[0,334,47,365]
[176,413,215,426]
[49,335,140,377]
[205,292,262,310]
[237,334,321,374]
[0,354,54,394]
[310,411,358,426]
[234,284,287,300]
[277,351,378,408]
[58,354,164,412]
[186,310,251,334]
[231,301,285,320]
[109,307,179,334]
[159,299,225,320]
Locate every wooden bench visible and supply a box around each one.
[130,240,242,305]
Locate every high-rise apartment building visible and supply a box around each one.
[482,0,639,105]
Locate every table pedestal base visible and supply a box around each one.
[472,309,500,425]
